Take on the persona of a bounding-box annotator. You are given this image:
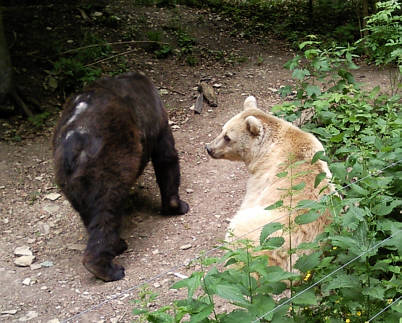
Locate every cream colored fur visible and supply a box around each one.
[206,96,333,272]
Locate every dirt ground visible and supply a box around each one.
[0,3,393,323]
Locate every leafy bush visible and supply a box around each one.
[50,33,110,93]
[131,40,402,322]
[357,0,402,94]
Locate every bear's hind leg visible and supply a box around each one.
[82,211,126,282]
[152,128,189,215]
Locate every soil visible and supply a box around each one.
[0,2,392,323]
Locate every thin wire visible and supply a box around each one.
[367,296,402,322]
[252,229,402,322]
[62,158,402,322]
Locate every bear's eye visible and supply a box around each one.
[224,135,231,142]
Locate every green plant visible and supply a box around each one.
[357,0,402,94]
[51,32,110,93]
[131,39,402,323]
[28,111,51,129]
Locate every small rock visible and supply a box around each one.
[213,83,222,88]
[171,125,180,130]
[153,282,161,288]
[67,243,86,251]
[171,272,188,279]
[180,244,192,250]
[38,222,50,235]
[14,256,35,267]
[194,93,203,114]
[45,193,61,201]
[93,11,103,17]
[43,204,60,215]
[14,246,33,256]
[1,309,18,315]
[40,261,54,268]
[18,311,38,321]
[159,89,169,95]
[27,238,36,244]
[22,278,31,286]
[186,189,194,194]
[30,264,42,270]
[152,249,159,255]
[47,319,60,323]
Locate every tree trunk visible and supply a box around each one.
[0,9,33,117]
[0,9,13,103]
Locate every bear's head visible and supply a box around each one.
[206,96,269,162]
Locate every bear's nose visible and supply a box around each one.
[205,144,212,155]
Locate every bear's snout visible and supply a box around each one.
[206,143,217,158]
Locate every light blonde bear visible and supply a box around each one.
[206,96,333,273]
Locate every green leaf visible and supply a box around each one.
[276,171,288,178]
[292,182,306,191]
[350,183,369,196]
[314,172,327,188]
[311,150,328,163]
[295,210,321,225]
[215,284,247,304]
[170,272,203,299]
[292,289,318,306]
[261,237,285,250]
[306,84,321,98]
[188,303,214,323]
[322,272,359,293]
[372,200,402,216]
[362,286,386,300]
[330,163,347,181]
[265,200,283,210]
[260,222,283,245]
[292,68,310,81]
[294,252,321,272]
[245,294,276,318]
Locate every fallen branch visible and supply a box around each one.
[60,40,170,55]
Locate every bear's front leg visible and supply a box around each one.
[152,127,189,215]
[82,212,126,282]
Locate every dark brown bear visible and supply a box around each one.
[53,72,189,282]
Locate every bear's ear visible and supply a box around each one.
[245,116,263,137]
[243,96,258,110]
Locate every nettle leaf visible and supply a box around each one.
[292,182,306,191]
[171,272,203,299]
[372,200,402,216]
[292,68,310,81]
[260,222,283,245]
[330,163,347,181]
[362,286,386,300]
[311,150,329,164]
[265,266,299,282]
[314,172,327,188]
[219,310,256,323]
[261,237,285,250]
[245,294,275,318]
[350,183,369,196]
[276,171,288,178]
[306,84,321,98]
[296,199,325,210]
[342,206,365,230]
[265,200,283,210]
[292,289,318,306]
[294,251,321,272]
[215,284,247,304]
[322,272,359,293]
[295,210,321,225]
[188,303,214,322]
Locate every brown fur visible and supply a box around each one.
[53,72,189,281]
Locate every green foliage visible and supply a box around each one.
[358,0,402,94]
[50,33,110,93]
[132,38,402,322]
